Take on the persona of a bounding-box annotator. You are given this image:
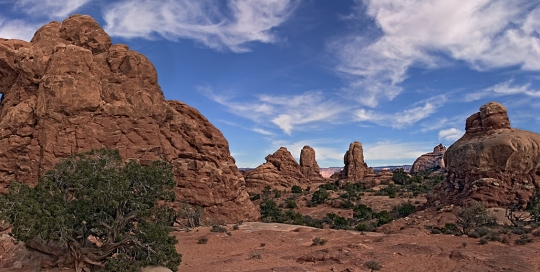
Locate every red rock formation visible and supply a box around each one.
[428,102,540,208]
[333,141,372,181]
[0,15,258,222]
[410,144,446,173]
[244,147,309,192]
[299,145,326,182]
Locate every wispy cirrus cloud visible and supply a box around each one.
[331,0,540,107]
[464,80,540,102]
[363,141,430,162]
[201,86,349,135]
[0,0,89,40]
[438,128,464,141]
[354,95,447,128]
[0,19,39,40]
[15,0,90,19]
[103,0,300,53]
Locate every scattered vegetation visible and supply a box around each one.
[291,185,303,194]
[365,260,382,270]
[311,237,328,246]
[0,149,182,272]
[197,237,208,244]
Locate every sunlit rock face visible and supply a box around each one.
[428,102,540,208]
[0,15,259,222]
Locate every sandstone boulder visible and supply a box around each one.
[410,144,446,173]
[299,145,326,182]
[0,15,258,222]
[427,102,540,208]
[244,147,309,192]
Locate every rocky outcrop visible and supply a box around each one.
[0,15,258,222]
[427,102,540,208]
[244,147,309,192]
[334,141,372,181]
[410,144,446,173]
[300,145,326,182]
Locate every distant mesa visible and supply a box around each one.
[0,15,258,222]
[428,102,540,208]
[410,143,446,174]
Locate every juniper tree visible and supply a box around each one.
[0,149,181,272]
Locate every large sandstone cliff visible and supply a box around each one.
[428,102,540,208]
[0,15,258,222]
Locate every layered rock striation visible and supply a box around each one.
[428,102,540,208]
[410,144,446,173]
[0,15,258,222]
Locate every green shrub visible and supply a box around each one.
[0,149,181,272]
[311,189,330,204]
[197,237,208,244]
[273,188,282,198]
[331,215,350,230]
[456,201,489,235]
[260,199,282,222]
[319,183,339,191]
[353,204,374,221]
[311,237,327,246]
[375,210,394,226]
[211,225,228,233]
[393,202,416,217]
[291,185,303,194]
[515,234,533,245]
[285,199,298,209]
[392,168,409,185]
[365,260,382,270]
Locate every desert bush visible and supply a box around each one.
[392,202,416,218]
[291,185,302,194]
[273,188,282,198]
[197,237,208,244]
[365,260,382,270]
[319,183,339,191]
[302,216,323,229]
[392,168,410,185]
[211,225,228,233]
[327,213,349,230]
[260,199,282,222]
[0,149,181,272]
[515,234,533,245]
[374,210,394,226]
[285,198,298,209]
[456,201,489,235]
[177,202,204,229]
[311,237,327,246]
[233,224,240,230]
[341,199,355,209]
[353,204,374,221]
[443,223,459,235]
[311,189,330,204]
[479,237,488,245]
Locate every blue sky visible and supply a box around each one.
[1,0,540,168]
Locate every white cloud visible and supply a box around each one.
[103,0,299,53]
[16,0,90,18]
[0,19,39,41]
[363,141,429,161]
[332,0,540,106]
[201,87,349,135]
[464,80,540,102]
[354,101,439,128]
[438,128,464,141]
[252,128,274,136]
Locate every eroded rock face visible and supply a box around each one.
[0,15,258,222]
[244,147,309,192]
[410,144,446,173]
[300,145,325,182]
[334,141,372,181]
[427,102,540,208]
